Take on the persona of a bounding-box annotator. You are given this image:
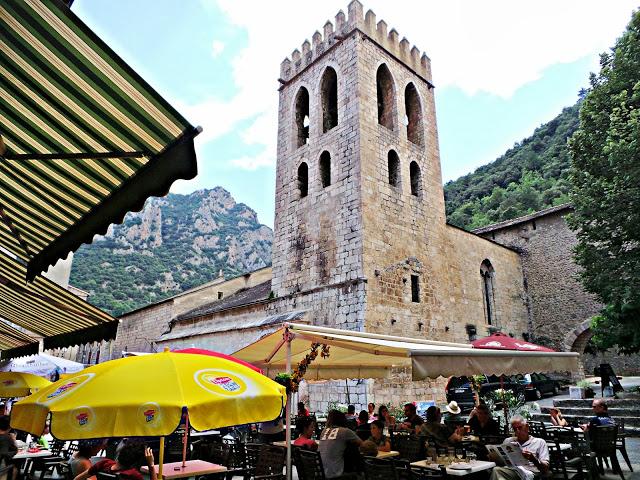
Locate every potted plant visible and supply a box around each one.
[274,373,293,394]
[570,380,592,399]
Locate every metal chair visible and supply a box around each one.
[293,448,326,480]
[393,435,424,463]
[409,464,446,480]
[528,420,549,440]
[590,425,624,480]
[615,418,632,472]
[548,443,584,480]
[251,444,286,480]
[363,457,398,480]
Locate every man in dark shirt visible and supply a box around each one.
[400,403,424,433]
[468,404,500,436]
[582,399,615,430]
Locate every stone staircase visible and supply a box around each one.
[531,398,640,435]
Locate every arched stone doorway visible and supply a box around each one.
[563,319,592,379]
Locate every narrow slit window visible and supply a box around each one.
[405,83,423,145]
[411,275,420,303]
[410,161,422,197]
[294,87,310,147]
[298,162,309,198]
[320,151,331,188]
[480,260,496,325]
[321,67,338,132]
[388,150,400,187]
[376,64,396,129]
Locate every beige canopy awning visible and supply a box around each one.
[232,323,580,380]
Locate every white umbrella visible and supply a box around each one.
[0,353,84,378]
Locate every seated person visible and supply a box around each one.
[367,403,377,421]
[293,416,318,451]
[419,406,463,447]
[582,399,615,430]
[345,405,357,421]
[549,407,567,427]
[359,440,378,457]
[70,440,107,480]
[378,405,396,428]
[0,416,17,480]
[489,416,548,480]
[33,424,50,449]
[443,401,464,428]
[74,441,157,480]
[368,420,390,452]
[467,404,500,436]
[318,410,362,479]
[297,401,310,417]
[399,403,424,433]
[355,411,371,440]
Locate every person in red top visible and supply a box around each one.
[297,402,310,417]
[293,416,318,450]
[74,442,157,480]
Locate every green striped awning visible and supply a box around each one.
[0,250,116,353]
[0,0,200,281]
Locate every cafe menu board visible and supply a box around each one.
[596,363,624,393]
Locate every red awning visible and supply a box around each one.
[471,332,556,352]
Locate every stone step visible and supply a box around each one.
[531,412,640,430]
[541,406,640,417]
[554,398,640,408]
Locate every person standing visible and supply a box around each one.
[367,403,377,420]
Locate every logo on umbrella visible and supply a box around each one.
[2,380,15,386]
[76,412,89,426]
[138,402,161,427]
[194,370,248,397]
[144,409,156,422]
[48,382,77,399]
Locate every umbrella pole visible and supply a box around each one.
[182,412,189,468]
[285,334,292,480]
[500,375,508,434]
[159,436,165,480]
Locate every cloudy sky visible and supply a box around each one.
[73,0,637,227]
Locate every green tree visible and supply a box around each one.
[568,10,640,353]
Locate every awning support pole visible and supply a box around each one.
[286,328,292,480]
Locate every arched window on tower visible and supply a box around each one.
[321,67,338,132]
[409,161,421,197]
[376,64,396,129]
[404,83,423,145]
[480,260,496,325]
[297,162,308,198]
[294,87,310,147]
[388,150,400,187]
[319,151,331,188]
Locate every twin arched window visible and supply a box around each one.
[294,67,338,148]
[387,150,422,197]
[297,151,331,198]
[376,64,424,145]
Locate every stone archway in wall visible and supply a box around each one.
[563,319,592,379]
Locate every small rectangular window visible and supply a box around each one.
[217,292,224,300]
[411,275,420,303]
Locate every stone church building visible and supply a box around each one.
[51,2,638,410]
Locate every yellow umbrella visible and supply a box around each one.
[11,350,286,477]
[0,372,51,397]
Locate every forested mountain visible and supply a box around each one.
[444,100,581,230]
[69,188,273,316]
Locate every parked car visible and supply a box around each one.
[516,373,561,400]
[445,375,526,412]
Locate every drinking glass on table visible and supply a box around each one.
[467,451,477,463]
[447,447,455,464]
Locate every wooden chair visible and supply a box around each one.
[363,457,398,480]
[590,425,624,480]
[293,448,325,480]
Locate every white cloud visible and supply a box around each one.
[211,40,225,58]
[187,0,636,170]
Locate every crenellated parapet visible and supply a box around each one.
[279,0,432,84]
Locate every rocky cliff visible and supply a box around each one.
[69,188,273,316]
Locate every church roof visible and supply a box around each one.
[472,204,573,235]
[177,279,272,321]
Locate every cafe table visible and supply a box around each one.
[13,449,53,460]
[411,460,496,477]
[376,450,399,459]
[190,429,221,437]
[142,460,227,480]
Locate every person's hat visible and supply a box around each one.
[446,401,461,415]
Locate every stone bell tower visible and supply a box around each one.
[270,0,446,332]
